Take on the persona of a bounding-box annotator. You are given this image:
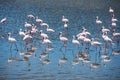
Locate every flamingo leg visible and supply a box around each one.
[10,43,13,58]
[98,45,101,58]
[10,43,13,51]
[15,42,18,51]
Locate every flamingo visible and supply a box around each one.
[72,35,80,45]
[109,7,114,13]
[71,35,80,57]
[19,28,25,51]
[24,22,32,28]
[91,38,101,46]
[23,33,32,51]
[46,26,55,33]
[83,37,91,51]
[102,33,112,42]
[36,16,43,23]
[83,37,91,43]
[113,30,120,37]
[42,37,52,44]
[31,26,38,34]
[23,34,32,41]
[77,35,85,41]
[62,16,69,23]
[77,27,91,37]
[40,22,49,27]
[102,26,110,34]
[102,32,112,57]
[39,30,48,38]
[8,32,18,51]
[19,28,25,37]
[111,22,116,27]
[96,16,102,24]
[0,17,7,23]
[91,38,101,54]
[59,32,68,57]
[91,38,101,67]
[27,14,35,19]
[112,14,118,22]
[59,32,68,44]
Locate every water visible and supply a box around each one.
[0,0,120,80]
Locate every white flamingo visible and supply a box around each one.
[102,32,112,56]
[23,34,32,41]
[36,16,43,23]
[112,14,118,22]
[59,32,68,51]
[72,35,80,45]
[111,22,116,27]
[27,14,35,19]
[84,37,91,43]
[39,30,48,38]
[8,32,18,51]
[91,38,101,65]
[96,16,102,24]
[113,30,120,37]
[77,35,85,41]
[59,32,68,42]
[102,26,110,34]
[0,17,7,23]
[24,22,32,27]
[91,38,101,46]
[91,38,101,52]
[31,26,38,34]
[19,29,25,37]
[109,7,114,13]
[40,22,49,27]
[42,37,52,44]
[77,27,91,37]
[46,26,55,33]
[83,37,91,52]
[62,16,69,23]
[102,33,112,42]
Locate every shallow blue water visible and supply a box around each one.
[0,0,120,80]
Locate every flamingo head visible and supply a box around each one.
[96,16,98,19]
[91,38,94,41]
[59,32,62,35]
[39,30,43,34]
[82,27,86,31]
[112,29,115,33]
[72,35,76,39]
[8,32,11,36]
[62,15,65,19]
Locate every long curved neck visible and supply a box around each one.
[96,16,98,20]
[62,16,65,19]
[8,34,11,39]
[47,27,49,30]
[72,36,75,40]
[59,33,62,38]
